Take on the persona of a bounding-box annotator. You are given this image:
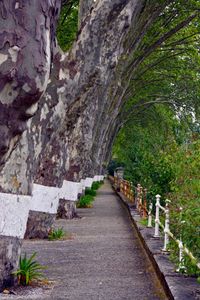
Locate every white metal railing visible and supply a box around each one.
[148,194,200,273]
[110,175,200,274]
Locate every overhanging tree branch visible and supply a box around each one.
[127,13,198,75]
[119,99,175,128]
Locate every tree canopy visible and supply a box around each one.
[109,0,200,277]
[57,0,79,51]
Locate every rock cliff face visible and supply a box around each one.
[0,0,168,291]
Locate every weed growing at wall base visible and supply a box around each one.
[85,187,96,197]
[91,181,101,190]
[48,227,65,241]
[13,252,46,286]
[77,194,94,208]
[77,181,103,208]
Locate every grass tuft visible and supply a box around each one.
[48,227,65,241]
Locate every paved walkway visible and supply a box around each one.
[3,181,168,299]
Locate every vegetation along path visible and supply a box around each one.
[3,181,168,299]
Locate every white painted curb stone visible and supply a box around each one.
[94,175,99,181]
[60,180,80,201]
[80,179,86,192]
[30,184,60,214]
[84,177,93,188]
[0,193,31,238]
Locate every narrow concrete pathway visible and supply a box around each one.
[3,181,168,299]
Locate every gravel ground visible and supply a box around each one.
[1,181,168,300]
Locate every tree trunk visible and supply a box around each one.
[0,0,170,188]
[0,0,170,291]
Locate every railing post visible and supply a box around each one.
[136,184,140,210]
[162,199,171,252]
[130,183,132,200]
[147,201,153,227]
[130,182,134,203]
[154,194,161,238]
[127,182,130,200]
[115,176,117,188]
[124,181,127,197]
[119,179,122,193]
[143,188,148,218]
[139,185,143,215]
[176,207,186,272]
[116,177,119,191]
[176,240,185,272]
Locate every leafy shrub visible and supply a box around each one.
[48,227,65,241]
[85,187,96,197]
[91,182,101,190]
[167,140,200,277]
[77,195,94,208]
[107,160,125,176]
[139,218,148,227]
[112,106,200,278]
[77,181,104,208]
[56,1,79,51]
[13,252,45,286]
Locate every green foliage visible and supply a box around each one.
[139,218,148,227]
[113,4,200,278]
[59,0,200,277]
[85,187,96,197]
[113,105,178,197]
[107,160,125,176]
[91,181,101,191]
[77,194,94,208]
[13,253,46,286]
[77,181,103,208]
[48,227,65,241]
[86,181,104,193]
[112,107,200,277]
[168,140,200,276]
[57,1,79,51]
[120,1,200,127]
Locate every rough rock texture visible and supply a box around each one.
[0,0,170,291]
[57,199,77,219]
[79,0,94,23]
[0,0,61,169]
[24,211,56,239]
[0,0,168,194]
[0,236,22,292]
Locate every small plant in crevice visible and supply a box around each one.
[77,194,94,208]
[139,218,148,227]
[13,252,46,286]
[48,227,65,241]
[77,181,104,208]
